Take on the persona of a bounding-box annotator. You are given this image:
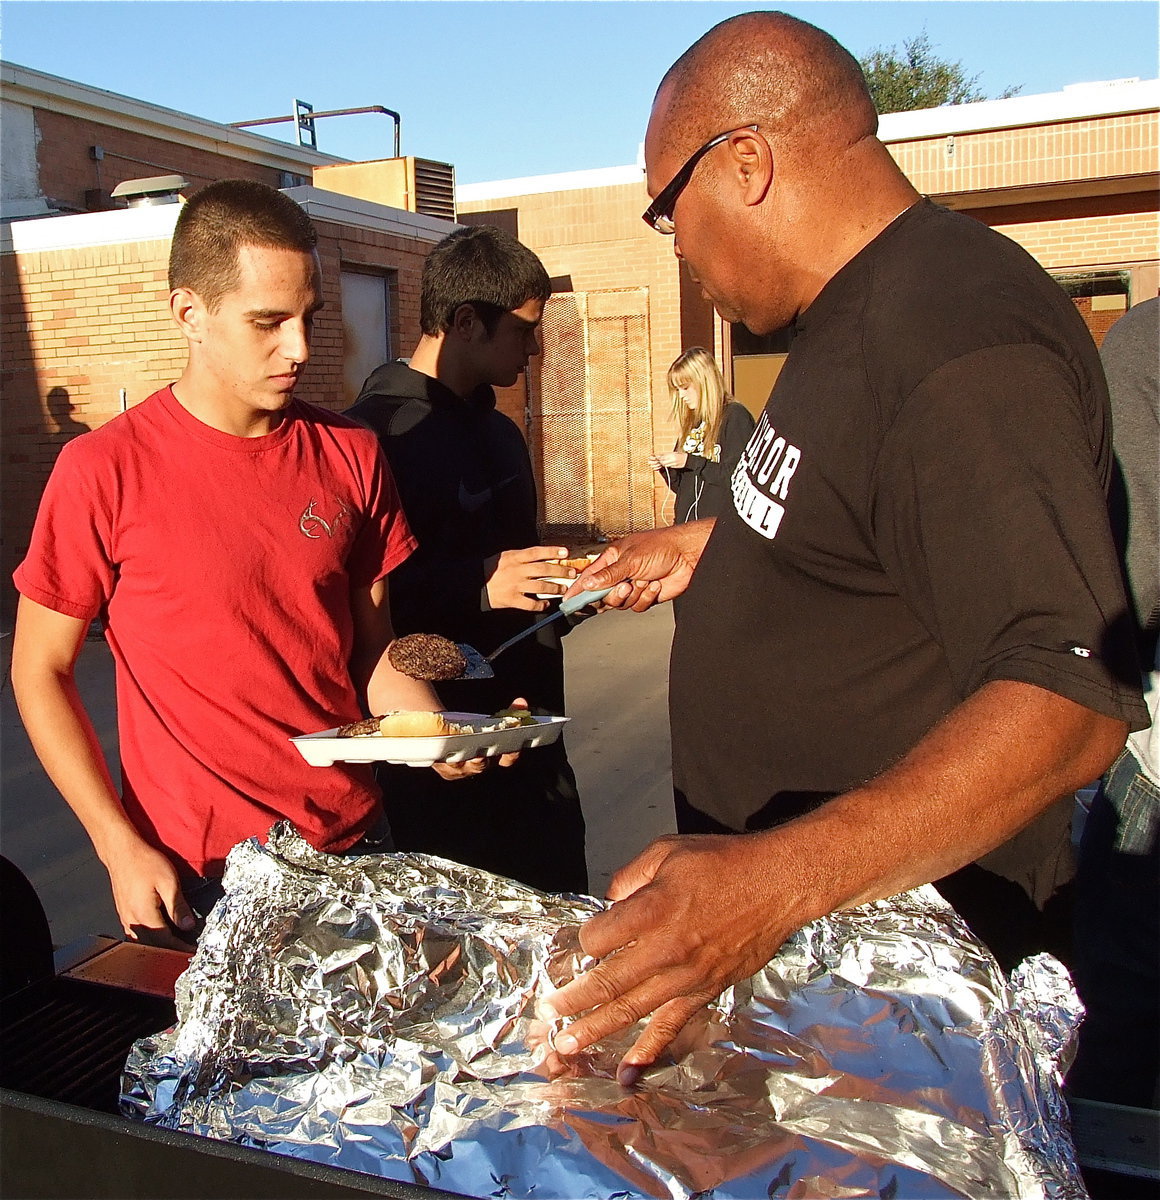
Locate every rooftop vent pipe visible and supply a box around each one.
[230,104,402,159]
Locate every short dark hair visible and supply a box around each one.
[168,180,317,310]
[420,225,551,336]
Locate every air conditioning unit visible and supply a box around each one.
[312,158,456,222]
[410,159,455,222]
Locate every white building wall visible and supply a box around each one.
[0,99,49,217]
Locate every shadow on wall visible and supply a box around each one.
[1,258,38,625]
[3,386,92,626]
[45,387,91,440]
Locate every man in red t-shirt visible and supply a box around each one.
[12,180,493,948]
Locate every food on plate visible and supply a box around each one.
[558,552,600,572]
[387,633,466,681]
[490,706,538,727]
[332,706,543,741]
[336,711,468,738]
[335,716,385,738]
[379,710,465,737]
[536,552,602,594]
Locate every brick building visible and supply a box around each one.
[1,64,458,620]
[1,62,341,219]
[458,77,1159,538]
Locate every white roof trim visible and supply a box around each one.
[283,186,459,241]
[457,78,1159,201]
[458,164,644,202]
[0,186,458,255]
[1,60,348,174]
[0,201,181,254]
[878,77,1159,141]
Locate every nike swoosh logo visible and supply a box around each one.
[458,475,520,512]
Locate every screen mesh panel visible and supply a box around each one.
[531,289,653,542]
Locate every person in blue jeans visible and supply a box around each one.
[1069,296,1159,1109]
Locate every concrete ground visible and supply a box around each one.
[0,605,676,948]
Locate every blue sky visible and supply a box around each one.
[3,1,1157,183]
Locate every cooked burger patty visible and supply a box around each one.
[387,633,467,681]
[336,716,385,738]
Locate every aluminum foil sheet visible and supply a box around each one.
[122,823,1087,1199]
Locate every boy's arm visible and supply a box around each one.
[10,596,196,948]
[350,579,516,778]
[351,578,452,714]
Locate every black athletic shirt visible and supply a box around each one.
[345,362,587,894]
[663,401,757,525]
[670,200,1148,837]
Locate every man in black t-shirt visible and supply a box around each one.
[544,11,1147,1086]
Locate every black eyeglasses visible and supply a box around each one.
[642,125,759,234]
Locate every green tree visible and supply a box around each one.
[858,32,1020,114]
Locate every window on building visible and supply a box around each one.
[341,269,393,405]
[730,323,795,418]
[1051,269,1131,349]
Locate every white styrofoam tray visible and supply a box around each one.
[291,712,569,768]
[532,576,575,600]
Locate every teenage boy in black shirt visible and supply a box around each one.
[347,226,587,894]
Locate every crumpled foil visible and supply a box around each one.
[122,823,1088,1199]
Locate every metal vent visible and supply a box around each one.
[531,289,654,542]
[413,159,456,222]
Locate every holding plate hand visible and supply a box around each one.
[485,546,571,610]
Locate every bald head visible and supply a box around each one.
[654,11,877,167]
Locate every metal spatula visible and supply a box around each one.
[454,587,612,680]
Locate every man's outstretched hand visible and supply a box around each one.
[540,830,797,1085]
[566,521,713,613]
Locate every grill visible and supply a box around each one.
[1,966,175,1112]
[0,860,464,1200]
[4,872,1153,1198]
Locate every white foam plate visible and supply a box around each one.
[532,556,600,600]
[532,576,575,600]
[291,712,569,768]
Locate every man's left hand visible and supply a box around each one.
[540,829,793,1084]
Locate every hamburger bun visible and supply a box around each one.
[558,552,599,573]
[377,710,460,737]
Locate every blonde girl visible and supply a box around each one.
[649,347,755,524]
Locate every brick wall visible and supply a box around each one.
[1,215,434,620]
[334,220,427,362]
[888,110,1157,195]
[302,217,429,408]
[1,236,183,617]
[459,179,701,529]
[991,210,1158,270]
[34,108,290,214]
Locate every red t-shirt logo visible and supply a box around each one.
[299,498,349,539]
